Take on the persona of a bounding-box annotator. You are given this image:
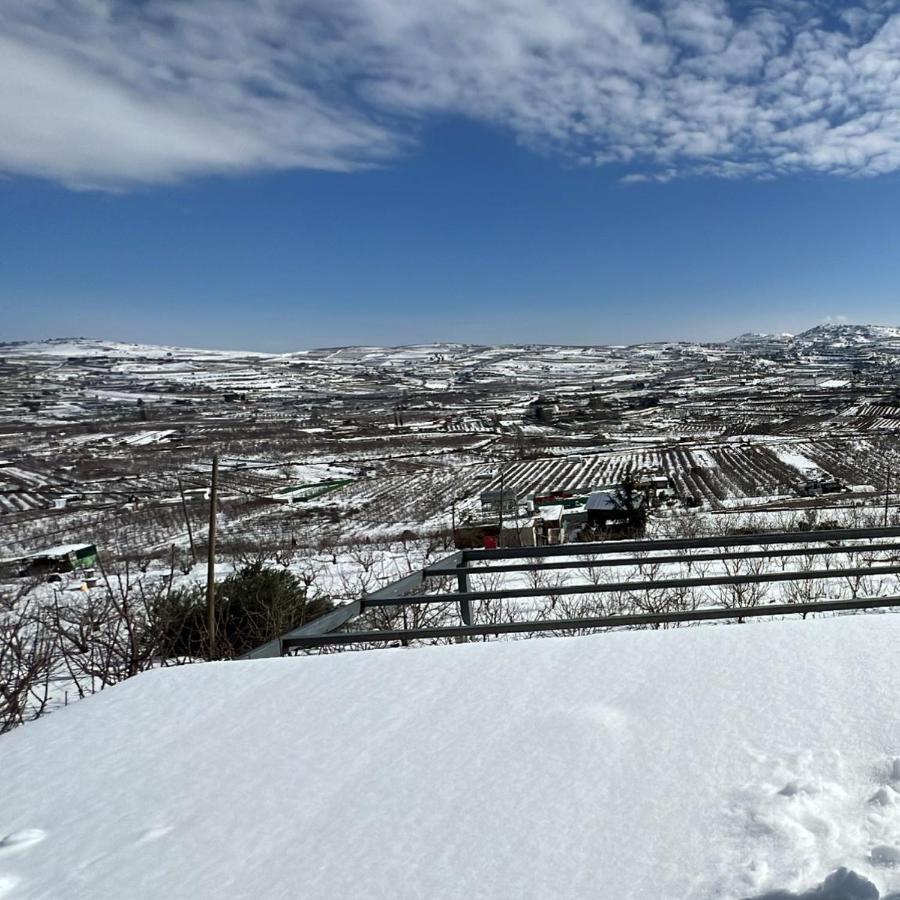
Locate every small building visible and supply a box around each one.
[532,490,590,511]
[532,504,565,544]
[9,543,98,577]
[479,489,521,520]
[585,488,646,535]
[524,398,560,423]
[269,479,354,503]
[634,472,675,505]
[453,524,533,550]
[794,477,845,497]
[560,509,589,542]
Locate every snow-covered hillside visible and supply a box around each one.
[0,338,275,360]
[3,615,900,899]
[729,323,900,352]
[796,323,900,346]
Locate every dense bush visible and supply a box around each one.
[160,562,333,659]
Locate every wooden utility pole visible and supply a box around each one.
[206,453,219,660]
[178,476,197,565]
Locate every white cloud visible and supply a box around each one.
[0,1,402,188]
[5,0,900,188]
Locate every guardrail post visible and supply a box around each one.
[457,559,473,626]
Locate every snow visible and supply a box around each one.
[691,448,718,468]
[118,429,176,446]
[772,445,824,478]
[538,503,565,521]
[0,339,275,360]
[4,615,900,898]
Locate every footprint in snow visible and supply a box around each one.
[731,752,900,899]
[869,786,897,808]
[0,829,46,856]
[136,825,172,844]
[779,781,814,797]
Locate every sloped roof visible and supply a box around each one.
[585,489,645,511]
[538,504,564,521]
[585,490,620,511]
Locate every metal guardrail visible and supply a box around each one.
[424,541,900,575]
[364,565,900,607]
[282,595,900,650]
[241,525,900,658]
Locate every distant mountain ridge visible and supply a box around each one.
[5,324,900,357]
[794,322,900,344]
[730,332,793,344]
[730,323,900,348]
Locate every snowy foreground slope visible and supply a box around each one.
[4,619,900,899]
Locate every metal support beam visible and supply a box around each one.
[366,563,900,607]
[426,541,900,577]
[282,594,900,649]
[239,599,363,659]
[365,570,426,603]
[457,559,472,626]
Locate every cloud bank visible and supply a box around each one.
[4,0,900,188]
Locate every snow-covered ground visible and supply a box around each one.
[3,614,900,898]
[771,446,825,479]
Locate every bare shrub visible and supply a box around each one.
[1,586,56,734]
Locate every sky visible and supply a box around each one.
[4,0,900,350]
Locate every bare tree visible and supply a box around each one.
[1,586,56,734]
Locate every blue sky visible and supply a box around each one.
[4,1,900,350]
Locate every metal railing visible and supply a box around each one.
[242,525,900,658]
